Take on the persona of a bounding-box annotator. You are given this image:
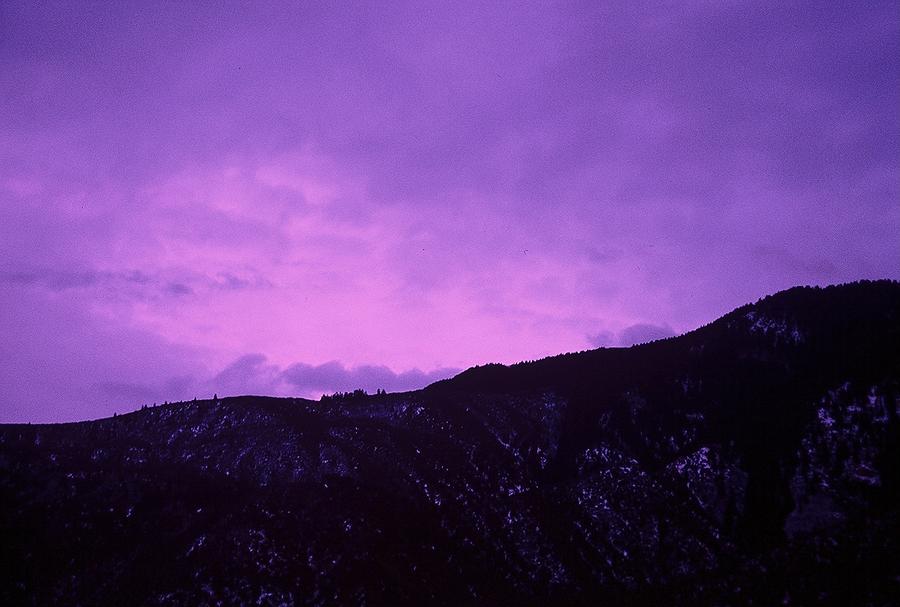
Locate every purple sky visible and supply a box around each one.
[2,2,898,422]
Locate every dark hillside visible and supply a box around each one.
[2,281,899,605]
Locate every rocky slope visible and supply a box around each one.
[1,280,899,606]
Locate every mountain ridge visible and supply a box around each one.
[2,280,899,605]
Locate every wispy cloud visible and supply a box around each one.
[0,267,269,299]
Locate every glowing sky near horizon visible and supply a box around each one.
[2,1,898,422]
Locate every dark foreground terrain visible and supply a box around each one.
[2,281,899,606]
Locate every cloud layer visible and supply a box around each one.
[1,1,897,421]
[215,354,459,400]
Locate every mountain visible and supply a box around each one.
[2,280,899,606]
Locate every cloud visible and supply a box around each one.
[0,305,460,420]
[281,361,460,396]
[0,267,266,301]
[587,323,677,348]
[0,2,897,422]
[0,269,115,291]
[165,282,193,296]
[211,354,284,396]
[213,272,271,291]
[0,287,206,422]
[617,324,677,347]
[208,353,461,400]
[586,330,615,348]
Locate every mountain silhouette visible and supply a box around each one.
[2,280,898,606]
